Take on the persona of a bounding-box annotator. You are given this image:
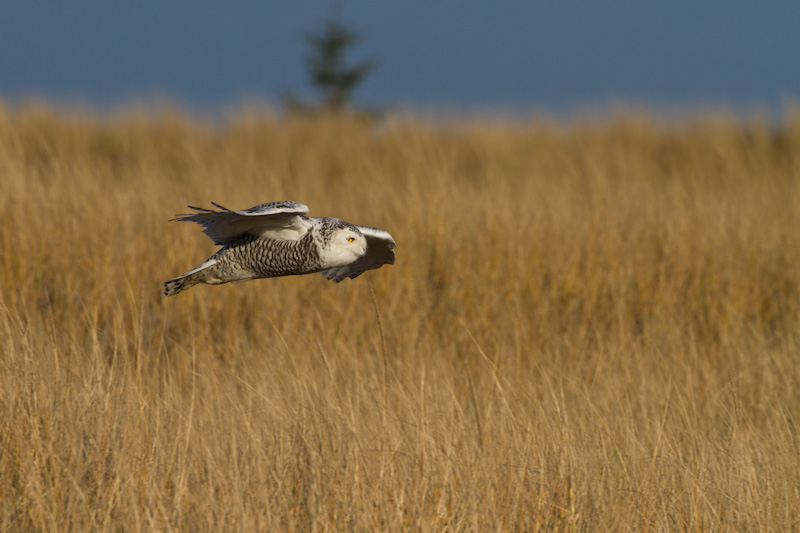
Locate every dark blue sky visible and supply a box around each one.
[2,1,798,115]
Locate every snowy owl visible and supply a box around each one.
[163,201,396,296]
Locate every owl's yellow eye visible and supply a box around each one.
[347,237,355,243]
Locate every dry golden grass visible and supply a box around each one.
[2,101,800,531]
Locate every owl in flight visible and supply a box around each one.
[163,201,396,296]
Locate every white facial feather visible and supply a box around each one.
[317,227,367,268]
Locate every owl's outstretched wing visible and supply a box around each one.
[170,201,311,245]
[320,225,397,283]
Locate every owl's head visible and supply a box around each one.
[318,220,367,268]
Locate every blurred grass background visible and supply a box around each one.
[2,101,800,530]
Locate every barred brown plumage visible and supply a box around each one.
[163,201,396,296]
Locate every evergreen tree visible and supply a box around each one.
[302,16,377,111]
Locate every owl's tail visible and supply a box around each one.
[163,258,217,296]
[163,274,199,296]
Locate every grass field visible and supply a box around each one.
[2,101,800,530]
